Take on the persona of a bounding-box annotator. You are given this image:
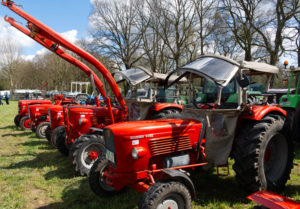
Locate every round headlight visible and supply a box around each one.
[131,147,139,160]
[79,118,82,126]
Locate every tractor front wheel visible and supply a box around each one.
[14,115,20,127]
[232,114,294,192]
[36,122,50,139]
[56,128,68,156]
[138,181,192,209]
[45,125,52,142]
[69,134,105,176]
[89,157,116,196]
[19,116,31,130]
[50,126,64,147]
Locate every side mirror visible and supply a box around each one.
[237,75,250,88]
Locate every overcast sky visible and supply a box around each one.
[0,0,94,60]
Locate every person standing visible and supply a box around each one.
[0,94,3,105]
[5,93,9,105]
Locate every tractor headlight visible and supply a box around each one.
[131,147,139,160]
[78,117,88,126]
[131,147,146,160]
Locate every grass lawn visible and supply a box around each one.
[0,101,299,209]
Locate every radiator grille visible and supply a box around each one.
[148,135,192,156]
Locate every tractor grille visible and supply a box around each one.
[148,135,192,156]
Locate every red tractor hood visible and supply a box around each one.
[107,119,201,139]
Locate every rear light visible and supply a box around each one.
[91,115,98,127]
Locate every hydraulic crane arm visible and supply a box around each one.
[4,16,107,102]
[1,0,127,116]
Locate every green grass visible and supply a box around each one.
[0,101,299,209]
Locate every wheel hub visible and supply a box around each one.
[157,199,178,209]
[88,150,98,160]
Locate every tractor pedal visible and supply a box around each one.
[217,163,229,177]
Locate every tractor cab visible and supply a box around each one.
[114,67,186,120]
[279,67,300,109]
[166,55,280,165]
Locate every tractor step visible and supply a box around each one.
[247,191,300,209]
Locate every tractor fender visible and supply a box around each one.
[240,105,286,121]
[162,169,196,199]
[151,103,183,112]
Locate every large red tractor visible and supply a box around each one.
[88,55,294,209]
[2,1,183,177]
[67,67,185,176]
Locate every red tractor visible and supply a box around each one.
[88,55,294,209]
[15,99,52,130]
[67,67,185,176]
[28,96,74,139]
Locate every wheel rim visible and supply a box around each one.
[81,144,102,169]
[264,133,288,182]
[157,193,184,209]
[98,162,115,192]
[39,125,48,138]
[23,119,31,129]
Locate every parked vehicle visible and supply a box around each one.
[88,55,294,209]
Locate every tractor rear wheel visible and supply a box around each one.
[14,115,20,127]
[149,108,180,120]
[56,128,68,156]
[232,114,294,192]
[19,116,31,130]
[69,134,105,176]
[89,156,116,196]
[36,122,50,139]
[45,125,52,142]
[50,126,64,147]
[138,181,192,209]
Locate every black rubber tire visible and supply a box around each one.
[232,114,294,193]
[45,125,52,142]
[89,156,117,196]
[149,108,181,120]
[138,181,192,209]
[50,126,65,147]
[19,115,31,131]
[36,122,51,139]
[14,115,20,127]
[56,128,68,156]
[292,104,300,142]
[69,134,105,176]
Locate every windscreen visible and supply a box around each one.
[181,57,239,86]
[114,68,151,86]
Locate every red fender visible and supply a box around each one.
[240,105,286,121]
[151,103,183,112]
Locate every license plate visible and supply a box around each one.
[106,149,115,164]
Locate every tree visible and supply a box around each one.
[90,0,144,69]
[0,39,22,99]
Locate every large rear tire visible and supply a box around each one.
[19,116,31,130]
[69,134,105,176]
[138,181,192,209]
[50,126,65,147]
[14,115,20,127]
[89,156,116,196]
[232,114,294,192]
[56,128,68,156]
[36,122,50,139]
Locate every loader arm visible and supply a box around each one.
[1,0,127,119]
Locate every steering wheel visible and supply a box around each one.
[75,93,89,104]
